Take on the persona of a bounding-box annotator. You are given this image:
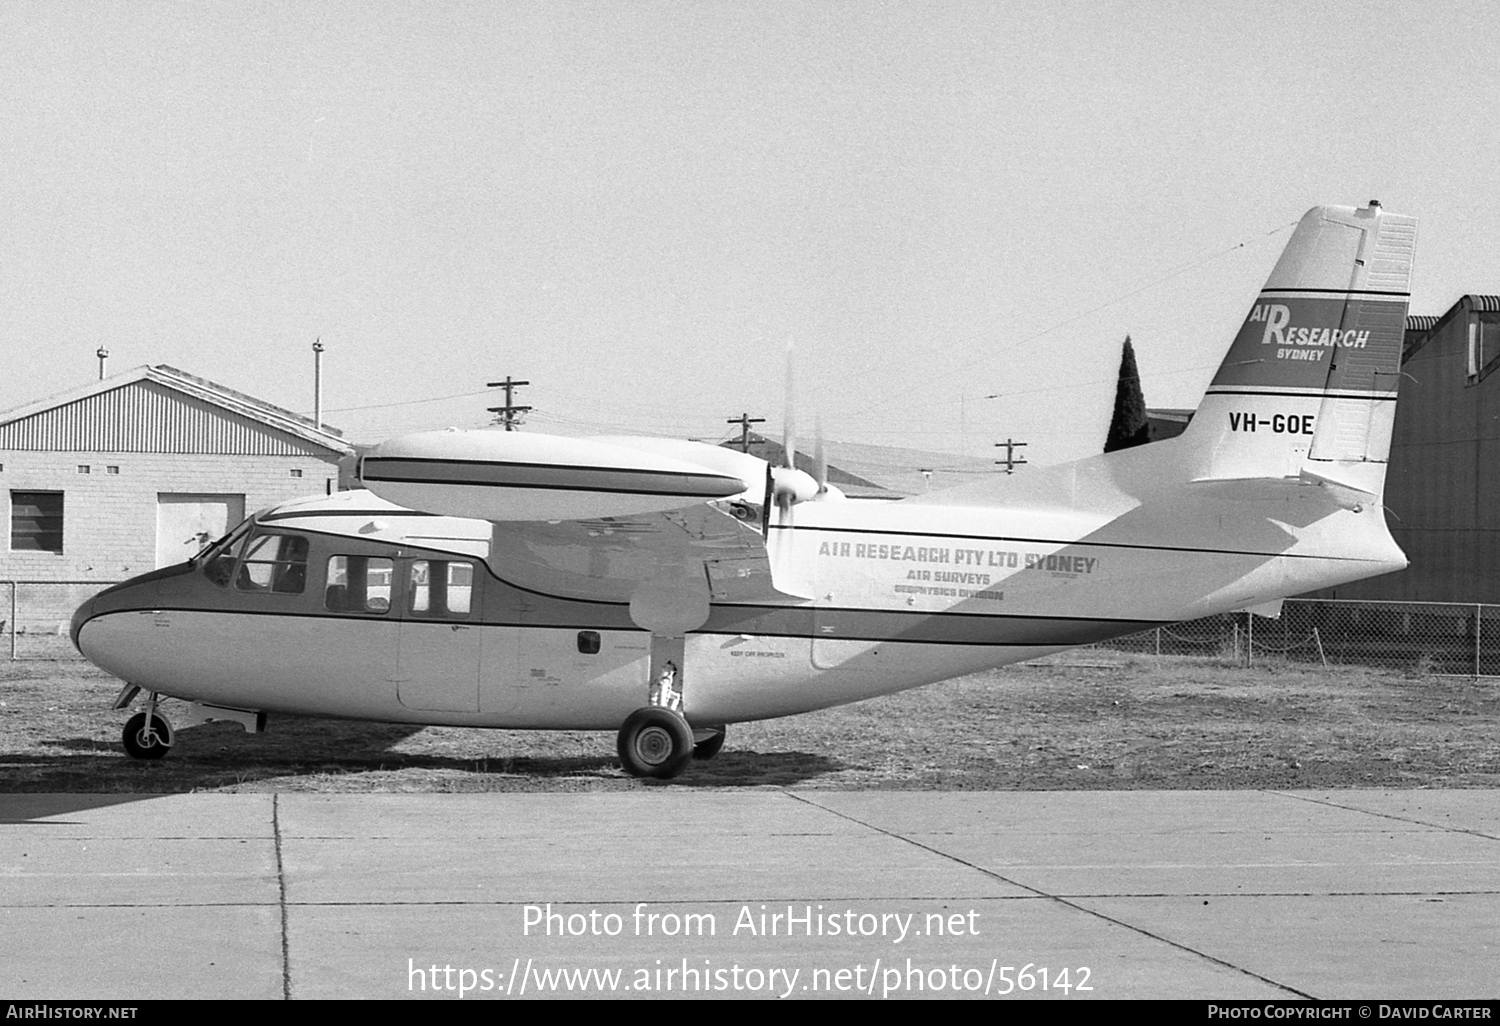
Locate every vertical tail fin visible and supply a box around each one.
[1180,202,1416,501]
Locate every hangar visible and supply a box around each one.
[1146,298,1500,603]
[1326,295,1500,601]
[1,366,350,642]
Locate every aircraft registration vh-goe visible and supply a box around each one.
[73,202,1416,778]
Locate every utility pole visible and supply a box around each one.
[487,376,532,431]
[726,412,765,453]
[312,339,324,430]
[994,438,1029,475]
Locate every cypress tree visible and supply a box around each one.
[1104,336,1152,453]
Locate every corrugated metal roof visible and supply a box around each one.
[0,366,352,456]
[1400,297,1500,364]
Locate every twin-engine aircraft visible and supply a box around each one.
[73,202,1416,777]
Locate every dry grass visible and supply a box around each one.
[2,654,1498,792]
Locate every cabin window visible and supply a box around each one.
[235,533,310,594]
[10,491,64,553]
[326,555,394,614]
[407,560,473,618]
[577,631,601,654]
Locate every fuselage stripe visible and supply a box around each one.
[78,604,1171,648]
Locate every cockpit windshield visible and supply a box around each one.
[195,519,252,563]
[199,520,254,587]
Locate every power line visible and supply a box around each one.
[839,218,1299,424]
[320,387,494,414]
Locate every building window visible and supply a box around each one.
[1467,312,1500,385]
[106,466,120,475]
[11,491,64,553]
[290,469,303,478]
[76,465,90,474]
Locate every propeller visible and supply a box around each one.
[770,340,820,520]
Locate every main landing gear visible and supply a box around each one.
[617,706,695,779]
[615,716,728,778]
[692,725,727,761]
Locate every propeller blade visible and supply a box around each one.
[782,338,796,475]
[814,415,827,497]
[779,339,796,516]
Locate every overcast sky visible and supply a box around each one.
[4,1,1497,465]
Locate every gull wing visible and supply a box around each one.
[361,430,809,613]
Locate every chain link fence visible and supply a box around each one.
[1100,598,1500,676]
[3,580,123,659]
[8,582,1500,676]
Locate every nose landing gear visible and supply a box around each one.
[122,706,173,760]
[114,685,172,760]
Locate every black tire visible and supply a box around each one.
[122,712,173,761]
[692,725,727,761]
[617,706,694,779]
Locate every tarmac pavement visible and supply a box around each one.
[1,790,1496,1000]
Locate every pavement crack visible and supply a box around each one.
[272,793,291,1001]
[1272,791,1500,841]
[783,791,1315,1000]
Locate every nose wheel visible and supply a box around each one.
[122,710,173,760]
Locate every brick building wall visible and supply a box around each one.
[1,450,340,582]
[1,366,352,643]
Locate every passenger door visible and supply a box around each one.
[395,558,484,712]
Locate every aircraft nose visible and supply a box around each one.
[70,596,96,654]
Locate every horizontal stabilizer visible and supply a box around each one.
[1297,466,1378,512]
[1186,471,1373,512]
[1239,599,1284,619]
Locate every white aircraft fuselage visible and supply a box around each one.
[71,201,1417,772]
[70,421,1405,729]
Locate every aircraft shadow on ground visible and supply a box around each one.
[0,792,168,823]
[8,719,842,790]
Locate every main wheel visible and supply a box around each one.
[692,725,727,760]
[122,712,173,761]
[617,707,694,779]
